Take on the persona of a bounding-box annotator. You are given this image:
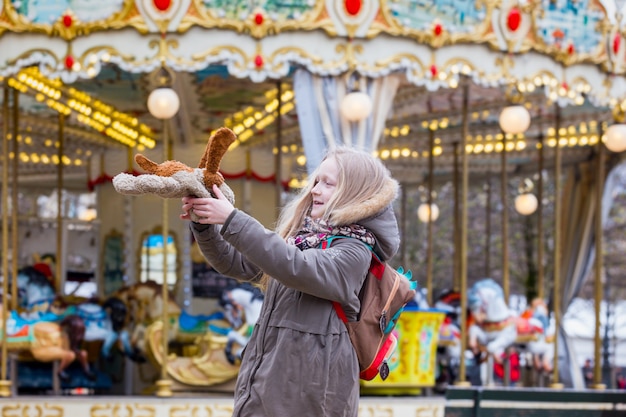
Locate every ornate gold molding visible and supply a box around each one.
[1,403,62,417]
[1,0,148,41]
[181,0,330,39]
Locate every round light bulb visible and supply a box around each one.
[417,203,440,223]
[340,91,373,122]
[604,124,626,153]
[515,193,538,216]
[147,87,180,119]
[499,105,531,134]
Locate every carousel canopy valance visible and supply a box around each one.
[1,0,626,186]
[0,0,624,106]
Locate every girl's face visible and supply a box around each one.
[310,157,339,219]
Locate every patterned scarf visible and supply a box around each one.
[287,217,375,251]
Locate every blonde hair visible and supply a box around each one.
[256,146,392,290]
[276,146,393,238]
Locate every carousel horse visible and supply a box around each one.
[219,283,264,364]
[467,278,518,361]
[99,296,145,362]
[57,314,96,381]
[3,265,101,379]
[519,298,554,374]
[111,280,182,354]
[16,266,56,316]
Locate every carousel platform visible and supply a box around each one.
[0,394,446,416]
[2,387,626,416]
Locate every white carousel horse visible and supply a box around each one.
[467,278,518,359]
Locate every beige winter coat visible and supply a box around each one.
[191,181,399,417]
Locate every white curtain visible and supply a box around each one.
[293,68,401,173]
[556,158,622,388]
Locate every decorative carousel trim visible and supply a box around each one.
[180,0,331,39]
[1,0,149,41]
[2,30,626,106]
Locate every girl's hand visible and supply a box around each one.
[180,185,234,224]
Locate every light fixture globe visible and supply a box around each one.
[514,193,538,216]
[499,105,531,134]
[417,203,440,223]
[147,87,180,119]
[340,91,373,122]
[604,124,626,153]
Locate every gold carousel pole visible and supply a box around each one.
[1,82,12,397]
[426,128,435,305]
[550,104,564,389]
[537,129,545,300]
[456,79,471,386]
[275,81,283,217]
[452,142,460,291]
[56,114,65,290]
[10,89,18,310]
[500,133,509,301]
[592,126,606,390]
[147,63,179,398]
[157,117,172,397]
[485,175,492,277]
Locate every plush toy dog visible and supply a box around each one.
[113,127,236,221]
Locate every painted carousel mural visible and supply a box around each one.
[1,0,626,415]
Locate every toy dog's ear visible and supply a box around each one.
[198,134,214,171]
[201,127,237,187]
[135,154,158,173]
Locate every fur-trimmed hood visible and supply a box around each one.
[329,176,400,261]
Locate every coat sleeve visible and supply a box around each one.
[190,219,263,283]
[219,210,371,304]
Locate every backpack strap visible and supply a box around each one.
[321,236,378,324]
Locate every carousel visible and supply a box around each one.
[1,0,626,415]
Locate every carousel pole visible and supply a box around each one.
[56,113,65,290]
[455,79,471,386]
[426,128,435,305]
[485,174,492,277]
[550,103,564,389]
[500,133,510,301]
[537,129,545,300]
[452,142,460,291]
[158,117,172,397]
[592,125,606,390]
[1,83,12,397]
[146,64,180,398]
[10,89,18,310]
[275,81,283,216]
[400,183,408,268]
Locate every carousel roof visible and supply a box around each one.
[1,0,625,188]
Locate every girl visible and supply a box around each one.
[180,146,399,417]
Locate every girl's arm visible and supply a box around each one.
[220,210,371,304]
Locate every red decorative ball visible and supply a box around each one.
[65,55,75,70]
[345,0,362,16]
[254,13,264,25]
[433,23,442,36]
[613,33,621,55]
[430,65,438,77]
[62,14,72,28]
[567,44,574,55]
[153,0,171,12]
[507,8,521,32]
[254,55,264,68]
